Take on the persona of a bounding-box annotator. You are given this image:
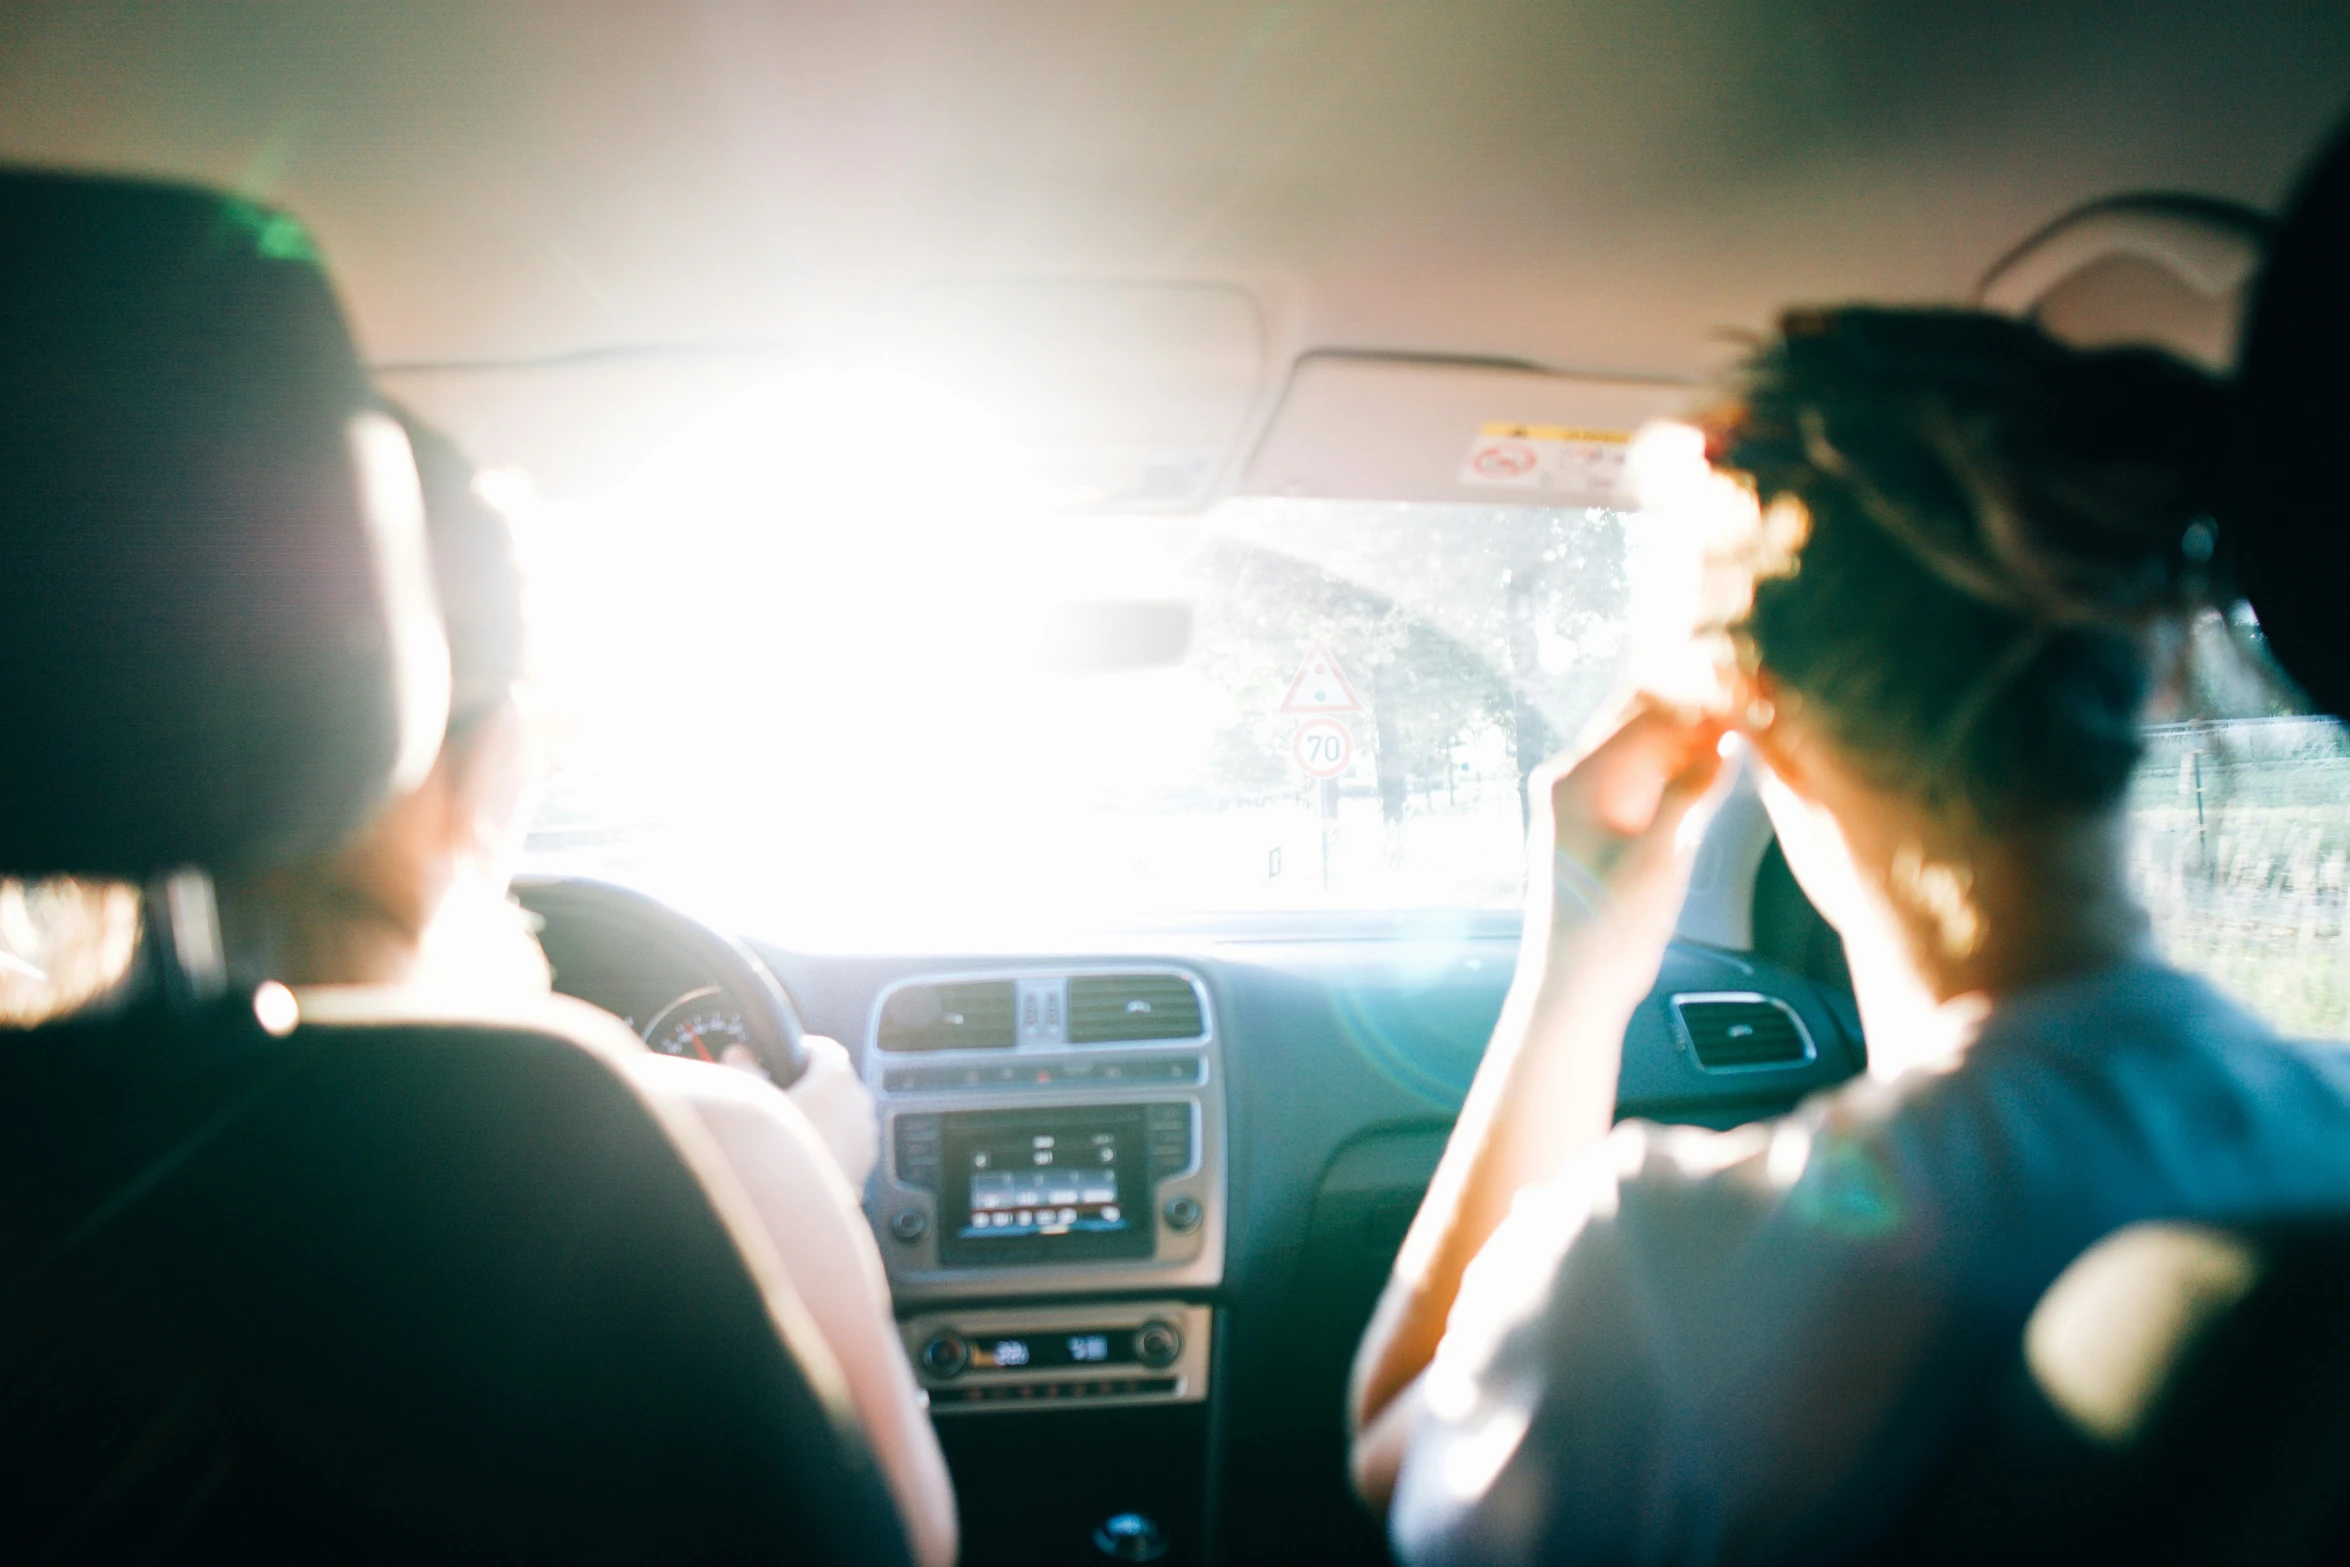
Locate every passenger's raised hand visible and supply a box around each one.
[1528,699,1730,951]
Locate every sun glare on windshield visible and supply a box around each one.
[495,372,1659,943]
[493,372,2350,1042]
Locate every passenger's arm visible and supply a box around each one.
[1347,704,1727,1464]
[1349,1371,1428,1509]
[636,1055,959,1567]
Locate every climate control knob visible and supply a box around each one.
[919,1331,970,1379]
[1134,1320,1183,1370]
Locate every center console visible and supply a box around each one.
[865,966,1225,1563]
[866,965,1226,1312]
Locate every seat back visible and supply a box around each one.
[0,168,443,879]
[1858,1219,2350,1566]
[2235,118,2350,721]
[0,993,911,1562]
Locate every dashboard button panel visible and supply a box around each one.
[1145,1103,1193,1178]
[881,1053,1201,1094]
[901,1302,1212,1414]
[893,1113,943,1190]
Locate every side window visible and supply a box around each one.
[2130,699,2350,1041]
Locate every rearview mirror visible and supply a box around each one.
[1032,600,1195,673]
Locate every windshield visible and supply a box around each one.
[504,412,2350,1042]
[515,491,1646,942]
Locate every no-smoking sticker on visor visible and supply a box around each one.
[1456,423,1633,505]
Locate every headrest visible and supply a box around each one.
[2236,120,2350,719]
[1975,193,2270,372]
[0,169,449,879]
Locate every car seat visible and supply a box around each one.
[2234,117,2350,721]
[1854,1218,2350,1564]
[0,168,912,1564]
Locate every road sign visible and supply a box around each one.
[1280,643,1364,714]
[1292,718,1354,779]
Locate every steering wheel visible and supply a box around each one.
[510,874,812,1089]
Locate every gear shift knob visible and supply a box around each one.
[1093,1511,1168,1562]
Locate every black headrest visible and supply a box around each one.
[2235,118,2350,719]
[0,168,447,879]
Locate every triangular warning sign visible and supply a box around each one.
[1280,643,1364,714]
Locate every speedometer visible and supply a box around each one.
[641,986,766,1077]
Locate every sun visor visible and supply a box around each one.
[1975,194,2270,372]
[0,169,445,879]
[383,282,1266,514]
[1237,353,1691,509]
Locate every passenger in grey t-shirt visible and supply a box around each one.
[1392,963,2350,1565]
[1348,309,2350,1565]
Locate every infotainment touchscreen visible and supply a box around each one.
[938,1106,1154,1265]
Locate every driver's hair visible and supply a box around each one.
[1707,307,2235,828]
[0,409,534,1020]
[210,407,539,988]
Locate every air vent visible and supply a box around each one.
[1672,994,1814,1071]
[878,981,1018,1052]
[1068,974,1205,1044]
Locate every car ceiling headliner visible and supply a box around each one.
[2,1,2346,383]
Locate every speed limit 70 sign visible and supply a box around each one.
[1292,718,1354,779]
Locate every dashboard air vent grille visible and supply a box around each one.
[1673,995,1813,1071]
[878,981,1018,1052]
[1068,974,1204,1044]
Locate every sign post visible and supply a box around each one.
[1281,645,1365,892]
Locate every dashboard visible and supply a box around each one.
[517,876,810,1086]
[522,909,749,1052]
[524,886,1864,1567]
[770,913,1862,1566]
[638,986,759,1068]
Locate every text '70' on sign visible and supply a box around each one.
[1292,718,1354,779]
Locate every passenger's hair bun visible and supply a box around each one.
[1723,308,2231,629]
[1710,307,2231,827]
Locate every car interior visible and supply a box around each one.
[4,5,2350,1563]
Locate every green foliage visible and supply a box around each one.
[2130,719,2350,1040]
[1191,503,1633,810]
[1190,538,1504,802]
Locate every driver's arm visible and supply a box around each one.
[635,1054,958,1567]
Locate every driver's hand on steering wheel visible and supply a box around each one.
[764,1033,878,1189]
